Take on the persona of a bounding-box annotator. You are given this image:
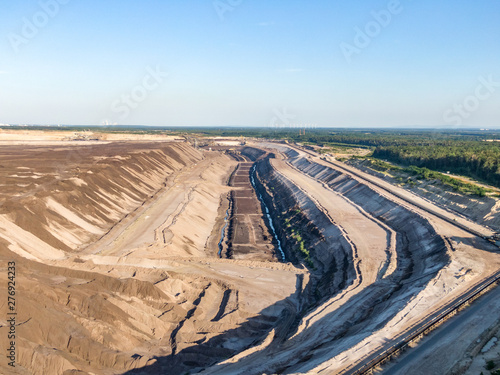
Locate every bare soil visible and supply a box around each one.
[0,133,499,375]
[0,137,301,375]
[224,160,276,261]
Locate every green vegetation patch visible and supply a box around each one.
[405,166,487,196]
[282,206,315,268]
[360,158,489,197]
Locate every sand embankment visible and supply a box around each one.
[0,141,302,375]
[200,144,500,375]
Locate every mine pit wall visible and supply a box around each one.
[0,142,204,258]
[254,151,451,316]
[348,158,500,232]
[0,142,249,375]
[240,146,266,161]
[286,153,450,284]
[245,153,454,375]
[254,156,357,308]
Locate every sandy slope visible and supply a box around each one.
[0,141,302,375]
[198,142,499,375]
[1,136,499,375]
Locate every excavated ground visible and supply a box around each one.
[0,140,302,375]
[225,160,276,261]
[0,135,499,375]
[347,158,500,232]
[199,143,500,375]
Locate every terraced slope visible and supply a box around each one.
[0,142,203,258]
[1,139,498,375]
[200,144,500,375]
[0,142,301,375]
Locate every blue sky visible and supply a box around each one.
[0,0,499,127]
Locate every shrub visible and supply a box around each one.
[486,360,495,370]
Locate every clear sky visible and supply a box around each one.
[1,0,499,127]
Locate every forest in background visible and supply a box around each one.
[4,126,500,191]
[197,127,500,190]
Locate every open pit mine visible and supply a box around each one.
[1,137,499,375]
